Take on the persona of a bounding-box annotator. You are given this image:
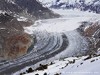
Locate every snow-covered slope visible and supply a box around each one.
[25,56,100,75]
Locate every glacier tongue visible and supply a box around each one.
[24,9,100,61]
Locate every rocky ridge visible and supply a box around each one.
[77,21,100,55]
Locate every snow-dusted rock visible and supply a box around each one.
[39,0,100,13]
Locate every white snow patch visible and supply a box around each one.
[0,10,5,14]
[0,28,6,29]
[17,16,28,22]
[7,0,15,4]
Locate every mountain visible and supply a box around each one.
[0,0,59,60]
[39,0,100,13]
[0,0,59,20]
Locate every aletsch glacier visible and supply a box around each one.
[14,9,100,75]
[24,9,95,58]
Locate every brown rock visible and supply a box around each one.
[0,13,33,60]
[84,22,100,37]
[4,33,32,60]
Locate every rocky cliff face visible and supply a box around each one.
[0,13,32,60]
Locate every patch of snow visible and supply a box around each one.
[84,0,92,4]
[7,0,15,4]
[38,0,56,7]
[97,48,100,55]
[0,28,6,29]
[94,1,100,6]
[0,10,5,14]
[17,16,28,22]
[39,0,55,3]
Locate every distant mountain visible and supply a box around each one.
[39,0,100,13]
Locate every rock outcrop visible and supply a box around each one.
[77,21,100,55]
[0,13,32,60]
[4,33,32,60]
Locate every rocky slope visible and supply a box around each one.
[77,21,100,55]
[0,0,59,20]
[0,13,33,60]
